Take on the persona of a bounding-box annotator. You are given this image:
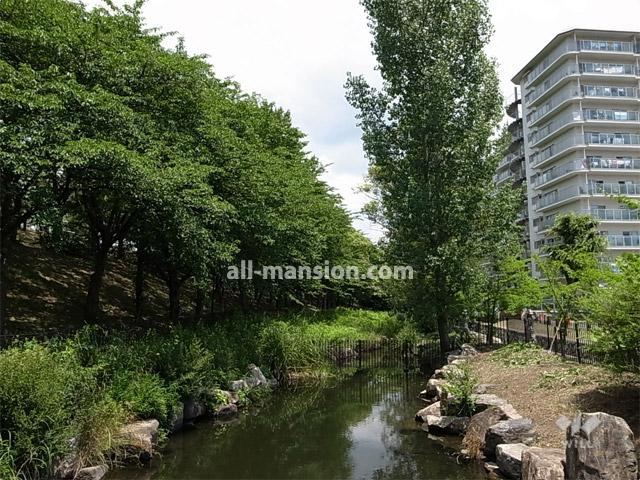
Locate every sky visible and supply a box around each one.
[85,0,640,242]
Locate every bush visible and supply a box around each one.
[443,362,478,417]
[0,343,95,479]
[489,342,553,366]
[108,372,178,424]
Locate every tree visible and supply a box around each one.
[539,213,605,351]
[583,254,640,371]
[346,0,502,352]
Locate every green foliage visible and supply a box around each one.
[442,363,478,417]
[0,343,95,479]
[345,0,503,351]
[108,372,178,423]
[583,254,640,371]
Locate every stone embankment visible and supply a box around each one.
[415,344,638,480]
[56,364,274,480]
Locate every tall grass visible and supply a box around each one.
[0,308,411,478]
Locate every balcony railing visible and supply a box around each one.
[530,135,584,167]
[525,40,578,86]
[577,40,635,53]
[535,182,640,210]
[585,209,640,221]
[585,132,640,145]
[533,157,640,189]
[529,111,582,145]
[493,170,513,184]
[525,65,580,105]
[606,234,640,248]
[583,109,640,122]
[582,85,637,99]
[579,62,636,76]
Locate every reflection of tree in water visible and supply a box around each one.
[117,372,483,480]
[154,377,376,479]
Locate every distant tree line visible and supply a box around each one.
[0,0,385,334]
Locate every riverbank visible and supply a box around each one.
[467,343,640,451]
[417,342,640,479]
[0,309,412,479]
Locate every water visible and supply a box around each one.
[108,371,485,480]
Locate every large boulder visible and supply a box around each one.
[522,447,565,480]
[423,415,469,436]
[475,394,522,420]
[118,420,159,464]
[215,403,239,419]
[496,443,527,479]
[423,378,446,400]
[463,406,508,458]
[183,399,207,421]
[415,401,442,422]
[75,465,108,480]
[484,418,536,458]
[565,412,638,480]
[244,364,268,388]
[229,379,248,391]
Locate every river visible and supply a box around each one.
[108,370,486,480]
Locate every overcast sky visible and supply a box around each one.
[86,0,640,241]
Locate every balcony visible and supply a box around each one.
[528,111,582,146]
[579,62,636,76]
[577,40,635,53]
[583,109,640,122]
[530,134,585,168]
[493,169,513,185]
[582,85,638,99]
[525,40,578,87]
[535,182,640,211]
[606,234,640,248]
[585,209,640,221]
[585,132,640,146]
[532,157,640,189]
[525,65,580,105]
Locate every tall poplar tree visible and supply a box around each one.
[346,0,502,352]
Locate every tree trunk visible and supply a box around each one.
[134,247,145,324]
[167,270,181,323]
[193,288,204,322]
[85,247,109,323]
[437,308,450,356]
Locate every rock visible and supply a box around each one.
[424,378,446,400]
[463,406,508,458]
[75,465,108,480]
[423,414,469,435]
[244,364,268,388]
[496,443,527,479]
[484,418,536,458]
[183,399,207,421]
[460,343,479,356]
[565,412,638,480]
[118,420,159,464]
[415,401,442,422]
[229,379,248,391]
[215,403,239,419]
[475,394,522,420]
[484,461,502,479]
[447,355,466,364]
[522,447,565,480]
[450,359,468,366]
[169,402,184,433]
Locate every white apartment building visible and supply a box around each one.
[510,29,640,268]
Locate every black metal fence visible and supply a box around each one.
[469,317,603,364]
[316,338,446,372]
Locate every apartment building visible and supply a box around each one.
[509,29,640,268]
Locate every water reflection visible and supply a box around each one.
[109,371,485,480]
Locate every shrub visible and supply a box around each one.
[108,372,178,424]
[442,362,478,417]
[489,342,554,366]
[0,343,95,479]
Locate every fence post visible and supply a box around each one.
[357,340,362,370]
[546,319,551,349]
[505,317,509,345]
[553,319,558,354]
[574,322,582,364]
